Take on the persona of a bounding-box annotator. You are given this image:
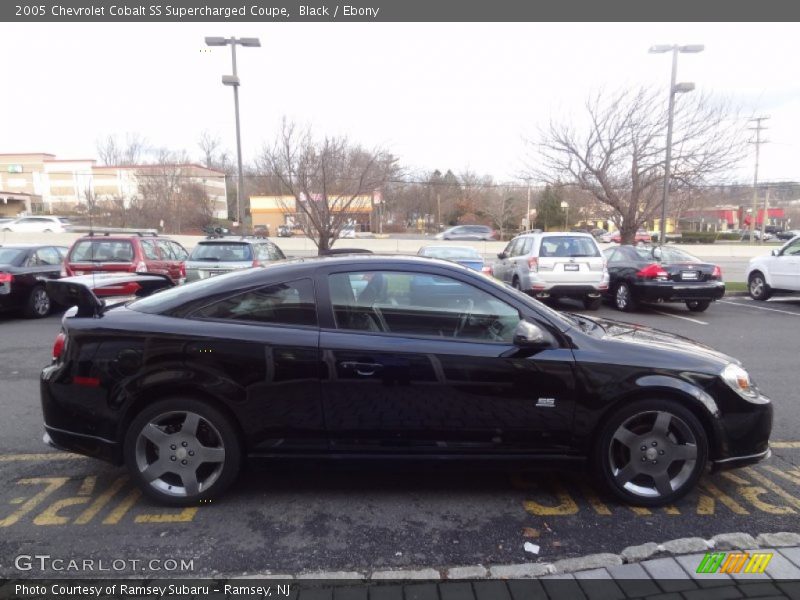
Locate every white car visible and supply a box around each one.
[2,216,71,233]
[338,225,356,239]
[746,235,800,300]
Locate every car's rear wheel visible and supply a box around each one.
[685,300,711,312]
[124,398,242,506]
[748,272,772,301]
[594,399,708,506]
[24,286,51,318]
[614,283,637,312]
[583,296,602,311]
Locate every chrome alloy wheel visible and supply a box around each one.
[32,288,50,316]
[134,411,226,498]
[608,410,698,499]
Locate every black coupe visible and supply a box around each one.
[41,255,771,506]
[0,244,68,318]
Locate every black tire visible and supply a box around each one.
[748,272,772,301]
[583,297,602,311]
[686,300,711,312]
[614,282,637,312]
[124,397,242,506]
[24,285,51,318]
[593,398,708,507]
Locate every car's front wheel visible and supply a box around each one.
[685,300,711,312]
[748,272,772,301]
[124,398,242,506]
[594,399,708,506]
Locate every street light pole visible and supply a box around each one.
[205,36,261,235]
[526,181,531,231]
[649,44,704,245]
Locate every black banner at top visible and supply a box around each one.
[1,0,799,22]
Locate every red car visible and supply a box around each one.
[609,230,652,244]
[62,233,189,295]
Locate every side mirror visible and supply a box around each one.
[512,320,555,348]
[497,252,507,259]
[652,246,663,261]
[771,249,778,256]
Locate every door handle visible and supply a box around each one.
[339,361,384,376]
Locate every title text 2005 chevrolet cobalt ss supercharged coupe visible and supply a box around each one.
[41,255,772,506]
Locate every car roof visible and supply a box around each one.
[197,237,270,245]
[0,243,64,249]
[516,231,595,239]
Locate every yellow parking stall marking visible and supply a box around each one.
[34,497,92,525]
[578,484,612,515]
[135,507,199,523]
[772,442,800,449]
[737,486,795,514]
[663,505,681,515]
[77,476,97,496]
[763,465,800,486]
[523,482,579,516]
[73,476,128,525]
[629,506,652,516]
[0,453,86,462]
[698,482,749,515]
[721,472,750,485]
[0,478,69,527]
[103,488,142,525]
[743,467,800,511]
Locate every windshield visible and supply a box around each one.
[0,248,25,265]
[421,247,481,259]
[69,240,134,262]
[190,242,253,261]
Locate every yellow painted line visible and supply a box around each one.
[33,497,91,526]
[135,507,199,523]
[744,467,800,511]
[0,478,69,527]
[772,442,800,449]
[763,465,800,487]
[0,453,87,462]
[523,482,579,516]
[103,488,142,525]
[73,476,128,525]
[578,484,612,516]
[699,482,750,515]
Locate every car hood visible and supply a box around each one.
[586,316,738,367]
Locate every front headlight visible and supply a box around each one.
[721,364,768,404]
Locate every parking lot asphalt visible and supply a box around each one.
[0,296,799,578]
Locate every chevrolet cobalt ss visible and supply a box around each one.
[41,255,772,506]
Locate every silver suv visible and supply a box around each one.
[492,232,608,309]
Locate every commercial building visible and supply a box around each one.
[250,193,374,233]
[0,153,228,218]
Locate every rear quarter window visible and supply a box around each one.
[69,240,134,262]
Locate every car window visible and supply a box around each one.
[658,247,701,263]
[190,279,317,326]
[0,248,25,265]
[168,241,189,261]
[520,238,534,255]
[156,240,177,260]
[502,240,516,256]
[329,271,521,342]
[141,239,160,260]
[269,243,286,260]
[69,240,134,262]
[509,238,525,257]
[539,236,600,258]
[782,239,800,256]
[190,242,253,261]
[603,248,619,263]
[33,247,61,266]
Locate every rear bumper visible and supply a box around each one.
[43,425,120,464]
[529,283,607,299]
[635,280,725,302]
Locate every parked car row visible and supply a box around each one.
[1,215,72,233]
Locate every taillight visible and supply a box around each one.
[481,265,493,276]
[252,258,260,267]
[52,331,66,361]
[637,264,668,280]
[527,257,539,272]
[179,262,186,278]
[712,265,722,280]
[135,261,148,273]
[0,272,12,284]
[60,265,68,277]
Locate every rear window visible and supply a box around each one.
[0,248,25,265]
[190,242,253,261]
[58,217,71,223]
[69,240,134,262]
[539,236,600,258]
[421,247,481,259]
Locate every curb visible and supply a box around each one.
[226,531,800,581]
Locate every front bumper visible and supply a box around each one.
[635,280,726,302]
[711,447,771,471]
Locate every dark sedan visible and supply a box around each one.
[0,244,68,318]
[41,255,771,507]
[603,245,725,312]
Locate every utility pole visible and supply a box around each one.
[748,116,769,244]
[760,187,770,242]
[526,181,531,231]
[436,192,441,231]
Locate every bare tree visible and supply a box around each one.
[481,187,522,240]
[259,120,398,253]
[198,130,231,171]
[528,88,745,243]
[96,133,149,166]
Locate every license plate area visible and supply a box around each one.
[681,271,699,280]
[564,263,580,272]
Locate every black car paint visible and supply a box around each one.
[0,245,67,313]
[41,256,770,471]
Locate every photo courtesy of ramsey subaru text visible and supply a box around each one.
[41,254,773,507]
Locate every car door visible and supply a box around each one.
[317,266,577,454]
[140,239,169,278]
[510,236,534,280]
[493,239,518,283]
[772,238,800,290]
[13,247,63,301]
[155,239,181,282]
[185,278,325,451]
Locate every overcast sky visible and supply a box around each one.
[2,22,798,183]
